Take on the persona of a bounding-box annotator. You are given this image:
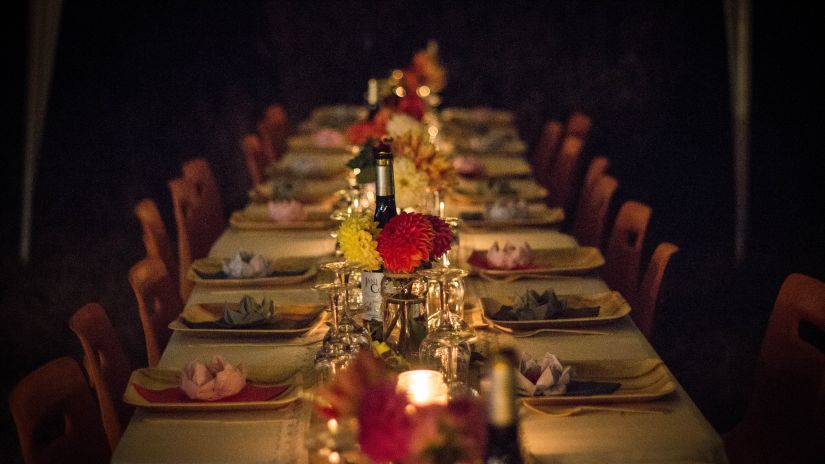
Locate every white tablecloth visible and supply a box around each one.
[113,225,727,464]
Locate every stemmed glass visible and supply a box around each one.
[319,261,371,349]
[418,267,472,397]
[421,266,471,335]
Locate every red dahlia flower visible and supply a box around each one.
[426,215,453,259]
[377,212,435,273]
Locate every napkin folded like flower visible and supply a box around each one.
[223,295,275,327]
[222,251,272,278]
[512,289,565,320]
[517,352,571,396]
[486,199,529,221]
[486,241,534,269]
[312,128,345,148]
[180,355,247,401]
[453,155,486,177]
[267,200,308,222]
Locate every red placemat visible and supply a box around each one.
[132,383,290,403]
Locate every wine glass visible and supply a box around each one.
[320,261,371,350]
[418,267,472,395]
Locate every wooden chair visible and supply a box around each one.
[9,357,111,463]
[181,158,226,233]
[133,198,177,287]
[724,273,825,463]
[169,177,221,300]
[634,242,679,341]
[129,257,183,367]
[531,120,564,188]
[256,104,289,162]
[580,156,610,197]
[565,111,592,138]
[545,135,585,214]
[241,133,272,187]
[601,201,651,308]
[68,303,132,451]
[572,175,619,248]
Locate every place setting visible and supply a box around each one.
[465,240,605,281]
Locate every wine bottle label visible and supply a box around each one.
[375,163,394,196]
[361,271,384,321]
[488,361,515,427]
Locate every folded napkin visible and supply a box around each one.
[486,241,534,269]
[270,178,305,201]
[180,356,247,401]
[312,128,345,148]
[517,353,571,396]
[486,198,528,221]
[222,251,272,278]
[486,289,601,321]
[453,155,486,177]
[223,295,275,327]
[267,200,308,222]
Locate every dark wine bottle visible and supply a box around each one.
[373,139,398,228]
[485,347,524,464]
[366,78,379,120]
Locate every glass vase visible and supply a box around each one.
[381,273,427,362]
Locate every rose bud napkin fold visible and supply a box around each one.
[486,241,534,269]
[180,355,247,401]
[517,352,622,397]
[267,199,308,222]
[453,155,486,177]
[222,250,273,278]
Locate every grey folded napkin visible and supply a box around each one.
[489,289,600,321]
[222,295,275,327]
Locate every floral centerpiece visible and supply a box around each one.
[337,211,453,274]
[315,351,485,464]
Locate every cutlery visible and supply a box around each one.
[487,321,607,337]
[521,401,671,417]
[477,272,580,283]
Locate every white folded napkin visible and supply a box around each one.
[516,352,571,396]
[267,199,308,222]
[486,241,533,269]
[222,251,272,278]
[180,355,247,401]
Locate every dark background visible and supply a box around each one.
[1,0,823,461]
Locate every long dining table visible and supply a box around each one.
[112,109,728,464]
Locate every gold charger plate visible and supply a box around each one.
[460,207,564,229]
[450,179,548,204]
[169,302,324,337]
[230,210,335,230]
[520,359,677,405]
[468,246,605,276]
[480,291,630,329]
[188,256,318,287]
[123,368,301,411]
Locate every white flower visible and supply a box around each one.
[386,113,425,139]
[393,157,429,210]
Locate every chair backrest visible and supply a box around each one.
[241,133,272,187]
[566,111,592,139]
[531,120,564,188]
[256,104,289,161]
[129,257,183,367]
[168,177,220,300]
[731,273,825,462]
[634,242,679,341]
[181,158,226,231]
[9,357,111,463]
[572,175,619,248]
[546,135,585,213]
[602,201,651,307]
[581,156,610,197]
[68,303,131,451]
[133,198,177,286]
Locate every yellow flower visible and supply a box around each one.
[392,131,456,189]
[393,157,430,210]
[337,212,382,270]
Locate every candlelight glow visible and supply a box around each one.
[394,86,406,97]
[417,85,431,97]
[396,369,448,406]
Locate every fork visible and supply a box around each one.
[477,272,579,283]
[487,321,607,337]
[521,401,670,417]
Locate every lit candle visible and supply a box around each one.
[397,370,448,406]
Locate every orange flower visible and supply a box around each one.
[377,212,435,273]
